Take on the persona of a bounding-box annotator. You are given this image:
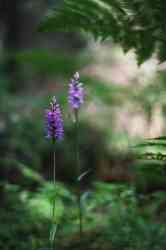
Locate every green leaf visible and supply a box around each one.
[134,137,166,162]
[38,0,166,63]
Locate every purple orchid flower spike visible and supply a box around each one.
[68,72,84,110]
[45,96,64,141]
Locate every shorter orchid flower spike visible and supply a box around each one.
[68,72,84,110]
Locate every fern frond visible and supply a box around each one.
[134,137,166,162]
[39,0,166,63]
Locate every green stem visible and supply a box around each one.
[75,110,83,237]
[78,186,83,237]
[51,140,56,250]
[52,148,56,218]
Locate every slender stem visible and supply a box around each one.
[78,185,83,237]
[52,148,56,219]
[75,110,83,237]
[50,140,56,250]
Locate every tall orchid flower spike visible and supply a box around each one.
[68,72,84,110]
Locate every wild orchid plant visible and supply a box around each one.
[45,96,64,249]
[68,72,85,237]
[45,72,84,249]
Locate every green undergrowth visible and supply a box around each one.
[1,181,166,250]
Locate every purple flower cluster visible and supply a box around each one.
[68,72,84,110]
[45,97,64,141]
[45,72,84,140]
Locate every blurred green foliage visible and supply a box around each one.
[107,204,166,250]
[2,179,166,250]
[16,49,90,79]
[39,0,166,64]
